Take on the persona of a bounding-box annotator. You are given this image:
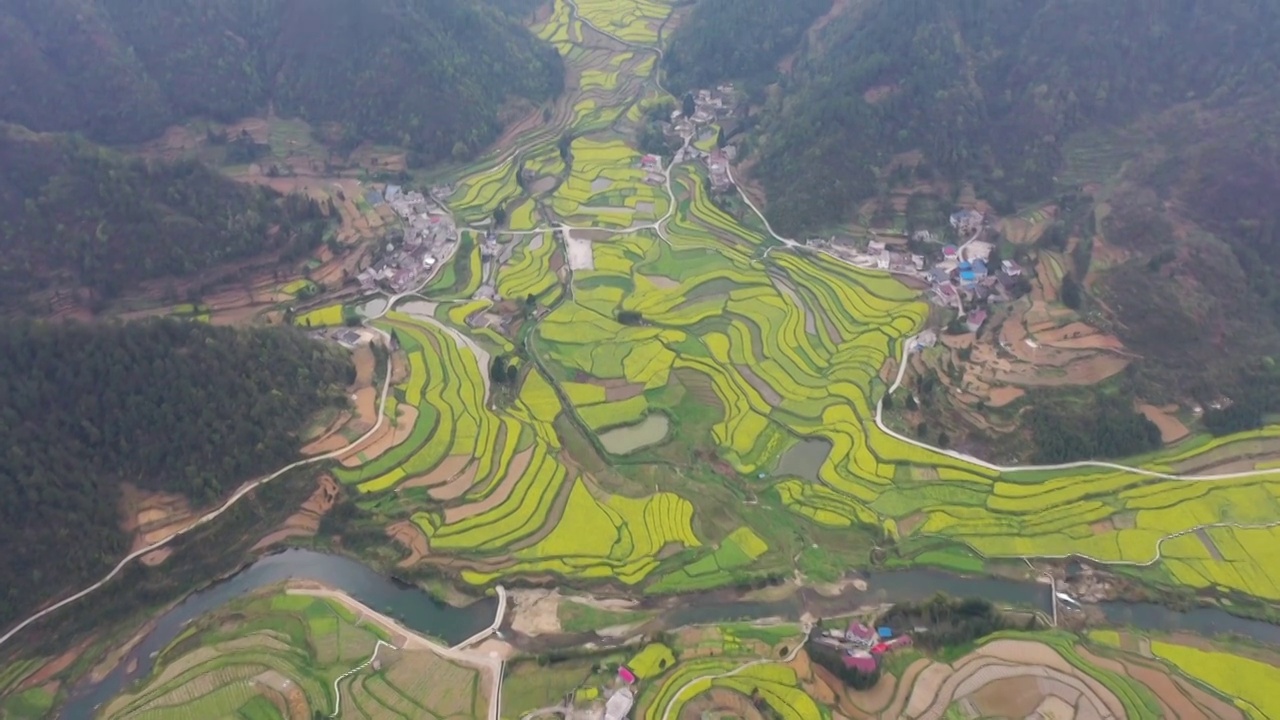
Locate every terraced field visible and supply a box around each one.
[313,0,1280,604]
[625,625,1258,720]
[12,4,1280,720]
[97,591,486,720]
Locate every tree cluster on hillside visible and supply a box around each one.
[0,0,563,162]
[877,595,1026,650]
[0,125,331,303]
[662,0,833,92]
[0,318,352,628]
[1024,387,1162,463]
[754,0,1280,234]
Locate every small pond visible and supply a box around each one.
[599,414,670,455]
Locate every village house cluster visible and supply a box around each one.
[664,84,739,191]
[925,211,1025,328]
[811,620,915,674]
[809,208,1026,334]
[357,184,458,294]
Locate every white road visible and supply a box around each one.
[291,586,506,720]
[725,137,1280,576]
[0,327,397,651]
[659,626,808,720]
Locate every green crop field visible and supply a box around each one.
[97,590,484,720]
[329,0,1280,607]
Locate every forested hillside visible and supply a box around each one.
[0,124,330,303]
[0,0,563,161]
[0,319,352,629]
[753,0,1280,234]
[1089,94,1280,401]
[662,0,832,92]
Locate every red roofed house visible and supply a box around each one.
[618,666,637,684]
[842,651,877,673]
[846,622,876,643]
[965,309,988,334]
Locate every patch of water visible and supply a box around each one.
[776,438,833,482]
[63,550,494,717]
[599,414,669,454]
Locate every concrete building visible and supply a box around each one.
[605,688,635,720]
[911,330,938,352]
[966,309,988,333]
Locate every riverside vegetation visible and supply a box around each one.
[2,1,1280,718]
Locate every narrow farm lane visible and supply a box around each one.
[289,586,507,720]
[0,327,397,650]
[658,626,810,720]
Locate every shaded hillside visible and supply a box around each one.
[1091,94,1280,402]
[662,0,833,92]
[0,318,352,629]
[753,0,1280,235]
[0,125,330,303]
[0,0,563,161]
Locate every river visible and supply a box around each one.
[61,549,496,718]
[61,552,1280,717]
[667,568,1280,645]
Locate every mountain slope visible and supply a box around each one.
[0,0,563,161]
[753,0,1280,235]
[662,0,833,92]
[0,318,352,630]
[0,124,329,303]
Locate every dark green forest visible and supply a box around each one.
[0,125,331,303]
[662,0,832,92]
[0,0,563,162]
[751,0,1280,235]
[1086,93,1280,398]
[1024,389,1162,464]
[0,319,352,629]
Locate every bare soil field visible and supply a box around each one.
[401,455,471,491]
[969,676,1046,718]
[735,365,783,405]
[428,461,482,501]
[388,521,430,567]
[604,382,646,402]
[642,274,680,290]
[987,386,1025,408]
[507,588,563,636]
[339,405,418,467]
[444,448,535,523]
[686,688,768,720]
[139,548,174,567]
[119,483,198,552]
[17,638,94,692]
[1137,403,1191,444]
[350,386,379,433]
[251,475,340,551]
[878,639,1151,720]
[300,411,355,455]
